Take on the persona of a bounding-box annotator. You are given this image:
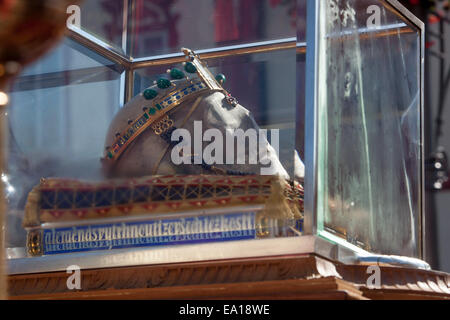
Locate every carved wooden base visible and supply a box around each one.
[7,254,450,300]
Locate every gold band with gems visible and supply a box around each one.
[103,47,238,165]
[104,80,210,162]
[151,115,174,135]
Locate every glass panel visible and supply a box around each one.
[5,42,304,269]
[79,0,126,53]
[127,0,296,58]
[316,0,421,256]
[133,48,298,177]
[5,39,123,248]
[19,39,123,77]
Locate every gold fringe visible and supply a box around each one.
[290,202,302,220]
[260,176,294,222]
[22,185,41,228]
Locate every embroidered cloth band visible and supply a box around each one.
[105,80,209,161]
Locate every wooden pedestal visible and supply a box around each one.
[7,254,450,300]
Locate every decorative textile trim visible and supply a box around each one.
[23,175,304,228]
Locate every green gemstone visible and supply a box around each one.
[144,113,149,119]
[215,73,226,85]
[156,103,162,110]
[148,108,156,115]
[184,62,197,73]
[170,68,185,80]
[157,78,171,89]
[143,88,158,100]
[107,152,113,159]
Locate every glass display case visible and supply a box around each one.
[3,0,427,277]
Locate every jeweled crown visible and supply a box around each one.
[102,48,237,164]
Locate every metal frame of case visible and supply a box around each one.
[66,0,300,106]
